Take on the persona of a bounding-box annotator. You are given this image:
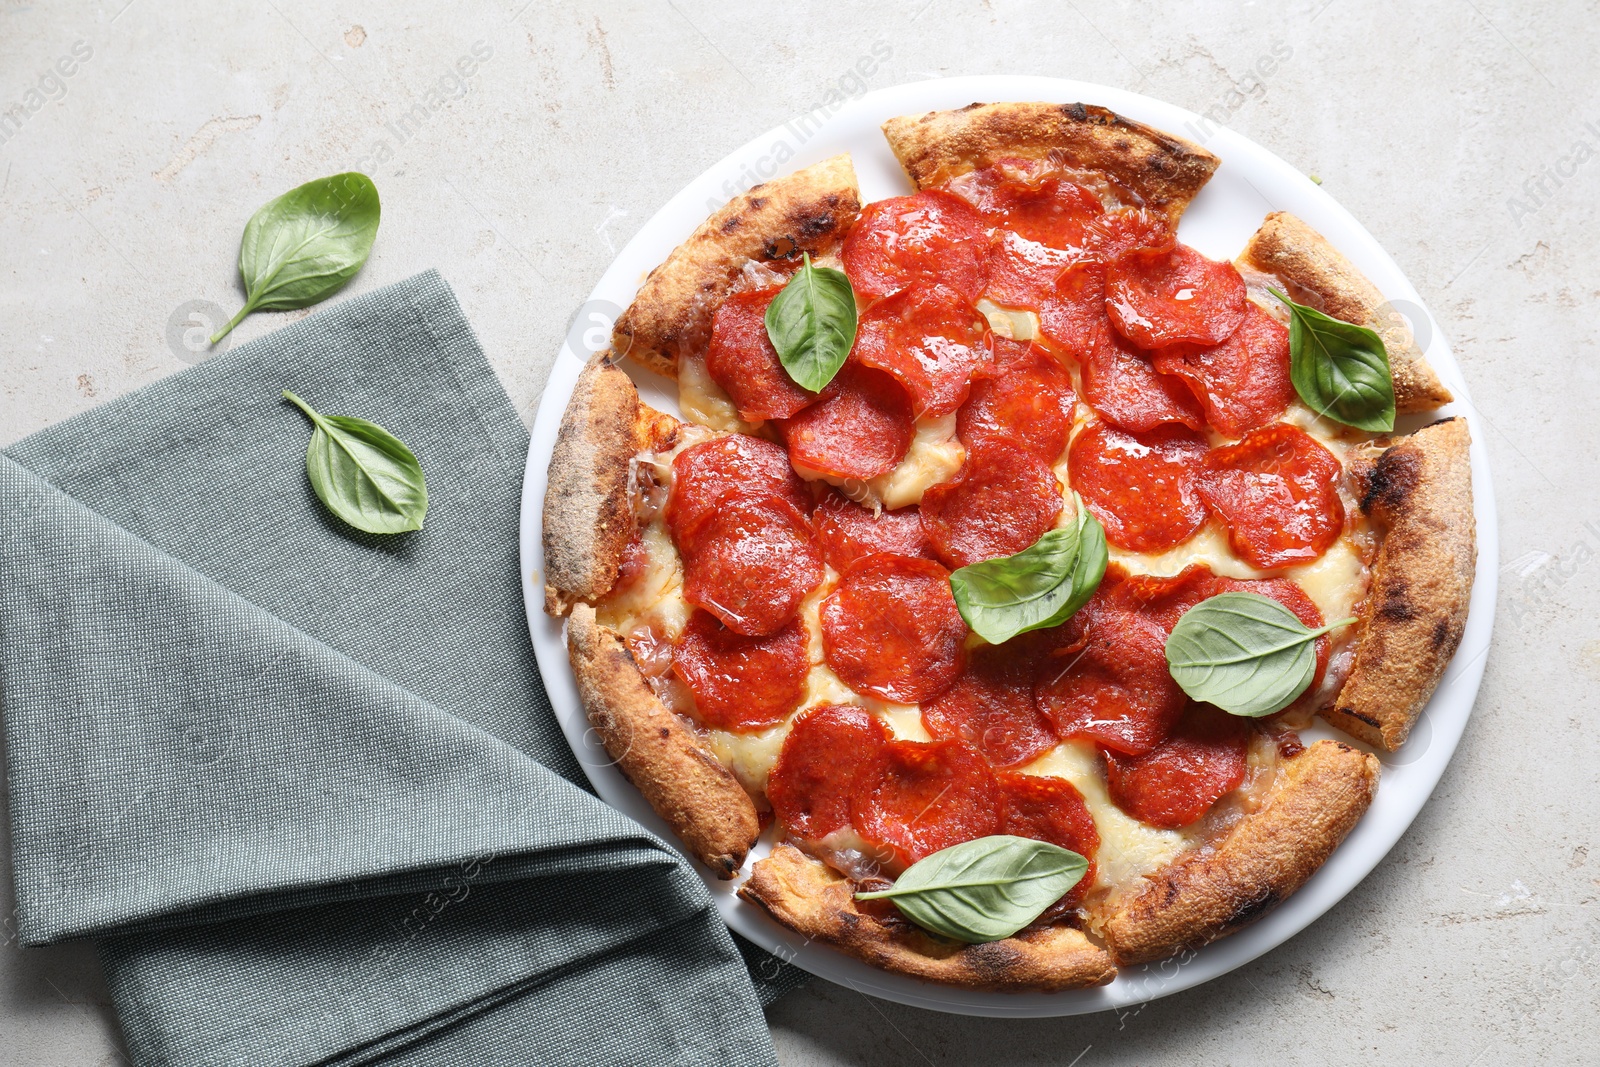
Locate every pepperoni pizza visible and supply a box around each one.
[543,102,1475,991]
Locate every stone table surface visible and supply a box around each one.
[2,1,1597,1064]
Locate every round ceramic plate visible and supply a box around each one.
[519,76,1498,1017]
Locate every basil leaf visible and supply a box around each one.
[212,173,381,343]
[949,499,1107,644]
[764,252,857,392]
[1270,287,1395,432]
[855,835,1088,943]
[1165,592,1355,717]
[282,391,427,534]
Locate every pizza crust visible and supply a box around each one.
[1094,739,1379,966]
[543,355,680,616]
[1238,212,1453,413]
[738,843,1118,992]
[881,101,1219,223]
[611,154,863,379]
[1324,417,1476,750]
[542,356,645,616]
[567,603,761,877]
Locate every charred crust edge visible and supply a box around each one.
[609,155,862,379]
[1325,417,1475,750]
[881,101,1219,223]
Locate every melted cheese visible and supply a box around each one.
[866,413,965,509]
[791,412,965,510]
[880,705,932,742]
[677,353,758,435]
[1018,740,1191,888]
[800,666,857,710]
[595,522,682,632]
[705,725,788,796]
[1108,521,1367,626]
[976,298,1038,341]
[1281,538,1366,624]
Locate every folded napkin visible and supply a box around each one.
[0,272,801,1066]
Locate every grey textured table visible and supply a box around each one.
[2,2,1596,1064]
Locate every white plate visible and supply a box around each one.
[519,76,1498,1017]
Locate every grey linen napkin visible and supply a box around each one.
[0,271,802,1067]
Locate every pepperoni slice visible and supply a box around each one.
[1068,420,1209,552]
[985,334,1037,374]
[1034,600,1186,756]
[705,288,818,421]
[1079,325,1207,433]
[778,361,915,480]
[812,487,935,572]
[853,283,991,417]
[842,190,990,302]
[1103,703,1251,829]
[998,772,1100,910]
[920,443,1064,568]
[980,173,1104,249]
[922,644,1057,768]
[985,230,1080,308]
[1083,207,1176,262]
[667,435,811,540]
[821,554,966,703]
[944,158,1048,211]
[851,739,1001,867]
[1106,244,1248,350]
[956,339,1076,463]
[1216,575,1331,690]
[767,704,891,841]
[671,610,808,732]
[1153,302,1293,437]
[1106,564,1219,633]
[973,174,1104,307]
[612,531,651,596]
[679,496,824,635]
[1037,261,1109,363]
[1197,423,1345,569]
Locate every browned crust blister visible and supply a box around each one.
[611,154,863,379]
[882,101,1219,224]
[1324,418,1476,750]
[1095,740,1380,965]
[568,603,760,877]
[1239,211,1453,413]
[739,843,1118,992]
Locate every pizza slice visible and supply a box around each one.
[1238,212,1454,414]
[881,101,1220,224]
[542,101,1476,991]
[611,154,863,381]
[1233,213,1473,750]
